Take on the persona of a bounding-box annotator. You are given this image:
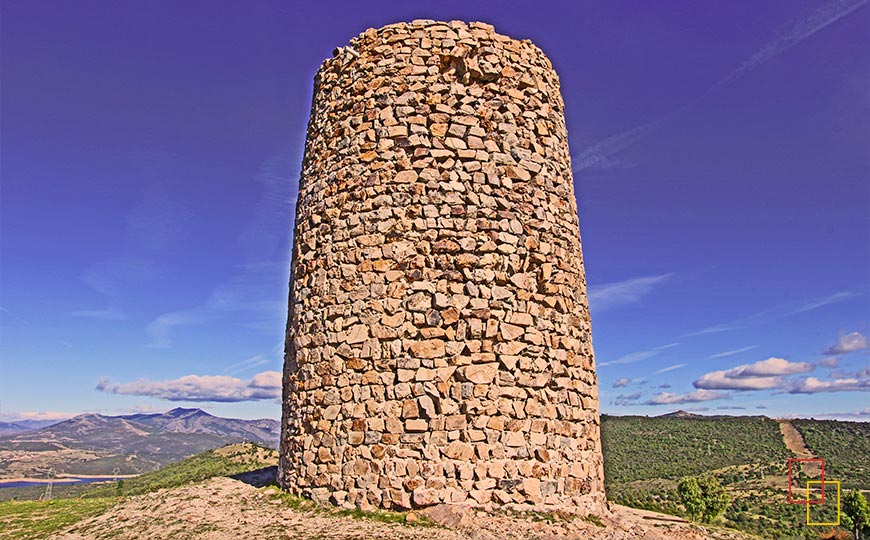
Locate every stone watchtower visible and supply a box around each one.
[280,20,605,513]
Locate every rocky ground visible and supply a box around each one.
[49,476,760,540]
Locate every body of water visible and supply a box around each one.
[0,477,120,489]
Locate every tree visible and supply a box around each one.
[842,489,870,540]
[696,476,729,523]
[678,475,730,523]
[678,476,704,521]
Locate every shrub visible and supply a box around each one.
[678,475,729,523]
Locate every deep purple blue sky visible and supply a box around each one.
[1,1,867,422]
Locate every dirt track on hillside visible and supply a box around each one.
[779,420,823,478]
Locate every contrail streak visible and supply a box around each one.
[573,0,868,172]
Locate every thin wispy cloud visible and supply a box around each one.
[0,410,79,422]
[599,342,680,367]
[612,378,632,388]
[572,0,868,172]
[588,272,673,312]
[145,261,289,348]
[682,289,860,338]
[707,346,758,359]
[811,408,870,420]
[645,389,730,405]
[817,356,841,368]
[613,392,642,406]
[79,174,188,306]
[146,309,207,349]
[239,143,299,261]
[70,307,126,321]
[96,370,281,402]
[0,306,30,325]
[716,0,868,88]
[792,290,861,314]
[142,145,297,349]
[655,363,688,375]
[225,354,272,376]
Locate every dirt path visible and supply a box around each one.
[779,420,822,477]
[779,420,812,457]
[49,477,761,540]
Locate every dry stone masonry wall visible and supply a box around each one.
[280,20,606,514]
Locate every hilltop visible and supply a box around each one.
[0,443,761,540]
[1,414,865,539]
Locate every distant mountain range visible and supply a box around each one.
[0,408,279,477]
[117,408,279,443]
[0,419,63,436]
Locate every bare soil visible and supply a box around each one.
[49,477,762,540]
[779,420,823,477]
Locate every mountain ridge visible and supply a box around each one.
[0,408,279,478]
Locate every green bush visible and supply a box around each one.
[678,475,728,523]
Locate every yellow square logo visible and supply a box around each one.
[806,480,840,526]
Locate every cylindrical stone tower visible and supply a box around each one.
[280,20,605,514]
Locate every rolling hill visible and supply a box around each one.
[600,413,867,539]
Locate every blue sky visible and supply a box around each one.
[1,0,867,422]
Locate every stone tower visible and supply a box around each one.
[280,20,605,514]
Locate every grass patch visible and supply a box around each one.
[582,514,605,527]
[335,507,409,524]
[259,486,436,527]
[0,497,116,539]
[82,443,276,499]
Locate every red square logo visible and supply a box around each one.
[787,458,825,504]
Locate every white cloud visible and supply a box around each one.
[655,363,688,375]
[786,377,870,394]
[587,273,673,312]
[96,370,282,402]
[693,357,815,391]
[612,378,632,388]
[646,389,730,405]
[739,357,815,376]
[825,331,868,355]
[695,372,785,390]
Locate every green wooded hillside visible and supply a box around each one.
[600,414,790,483]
